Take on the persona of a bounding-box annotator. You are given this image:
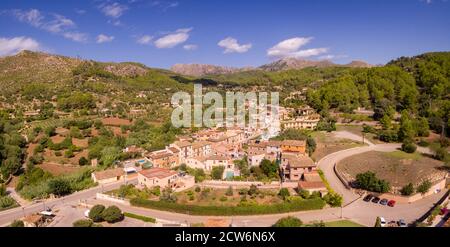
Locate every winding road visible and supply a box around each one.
[0,131,446,227]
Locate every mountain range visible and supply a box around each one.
[171,57,373,76]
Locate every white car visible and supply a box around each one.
[84,209,90,218]
[379,217,387,227]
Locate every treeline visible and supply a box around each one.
[0,113,26,182]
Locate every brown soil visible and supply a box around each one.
[39,162,81,176]
[336,151,446,187]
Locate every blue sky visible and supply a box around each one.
[0,0,449,69]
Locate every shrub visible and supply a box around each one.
[0,184,6,197]
[401,141,417,153]
[416,180,432,194]
[273,216,303,227]
[225,186,233,196]
[130,197,326,216]
[323,192,343,207]
[124,212,156,223]
[298,189,310,199]
[400,183,415,196]
[434,147,448,161]
[78,157,88,166]
[211,165,225,180]
[89,204,105,222]
[219,196,227,202]
[417,140,429,147]
[0,196,16,209]
[150,186,161,196]
[248,184,259,196]
[278,188,290,200]
[101,206,123,223]
[47,178,71,196]
[73,219,94,227]
[64,149,74,158]
[194,186,201,193]
[355,171,390,193]
[54,151,62,157]
[9,220,24,227]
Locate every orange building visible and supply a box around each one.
[281,140,306,155]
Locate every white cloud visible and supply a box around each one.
[96,34,114,43]
[63,32,88,43]
[75,9,86,15]
[318,54,348,60]
[136,35,153,45]
[183,44,198,51]
[218,37,252,54]
[0,36,41,56]
[267,37,328,58]
[101,2,128,18]
[154,28,192,48]
[43,14,75,33]
[10,9,88,43]
[12,9,44,27]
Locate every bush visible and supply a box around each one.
[416,180,432,194]
[78,157,88,166]
[298,189,310,199]
[89,204,106,222]
[248,184,259,196]
[400,183,415,196]
[278,188,290,200]
[47,178,71,196]
[417,140,429,147]
[434,147,448,161]
[124,212,156,223]
[101,206,123,223]
[211,166,225,180]
[219,196,227,202]
[9,220,24,227]
[273,216,303,227]
[73,219,94,227]
[194,186,201,193]
[401,141,417,153]
[355,171,390,193]
[225,186,233,196]
[0,184,6,197]
[323,192,343,207]
[130,197,326,216]
[0,196,16,209]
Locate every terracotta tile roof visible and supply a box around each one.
[298,181,326,190]
[139,167,178,179]
[192,141,211,149]
[267,140,282,147]
[168,147,180,153]
[93,168,124,180]
[285,155,315,168]
[173,141,192,148]
[303,171,322,182]
[149,151,173,160]
[281,140,306,146]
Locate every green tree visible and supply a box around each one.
[73,219,94,227]
[225,186,233,196]
[400,183,415,196]
[355,171,390,193]
[47,178,71,196]
[89,204,105,222]
[259,159,278,178]
[273,216,303,227]
[9,220,24,227]
[278,188,290,200]
[374,217,382,227]
[211,166,225,180]
[401,140,417,153]
[416,180,432,194]
[101,206,123,223]
[323,192,343,207]
[78,157,88,166]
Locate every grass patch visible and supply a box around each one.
[130,197,326,216]
[317,169,333,193]
[124,212,156,223]
[384,151,422,160]
[324,220,365,227]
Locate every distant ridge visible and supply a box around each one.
[171,57,373,76]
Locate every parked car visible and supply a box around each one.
[371,197,381,203]
[380,199,388,205]
[387,200,396,207]
[397,219,407,227]
[379,217,387,227]
[440,208,449,215]
[363,194,374,202]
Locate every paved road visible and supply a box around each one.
[0,134,444,227]
[0,179,136,226]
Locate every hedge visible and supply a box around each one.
[130,197,326,216]
[124,212,156,223]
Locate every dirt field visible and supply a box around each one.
[50,135,65,144]
[311,131,365,161]
[336,151,447,187]
[102,117,132,126]
[39,162,81,176]
[72,138,89,148]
